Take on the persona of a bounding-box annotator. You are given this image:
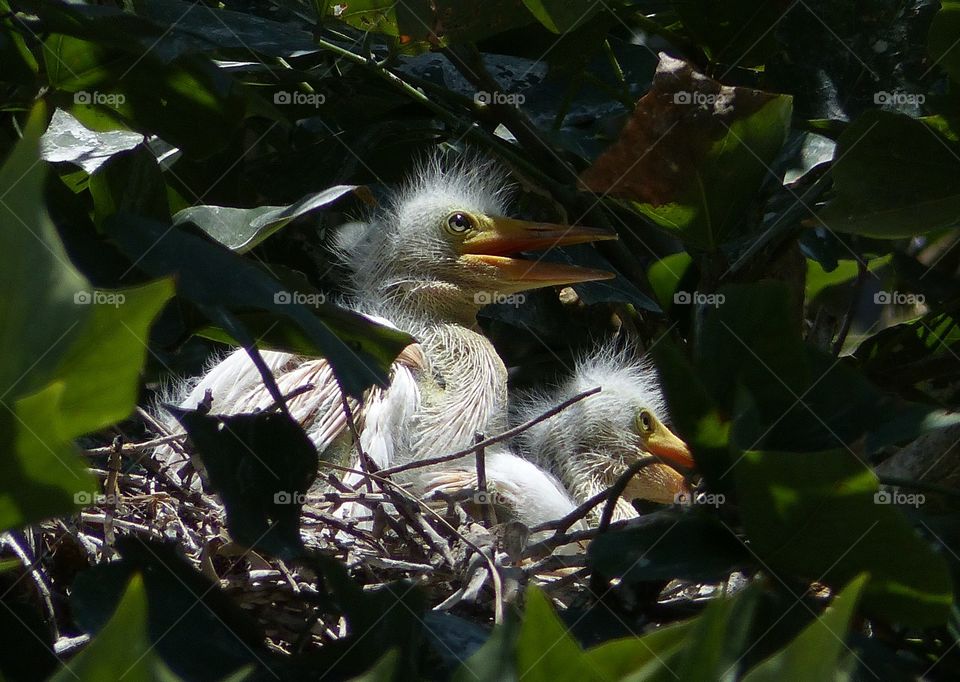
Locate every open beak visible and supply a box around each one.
[460,215,617,256]
[459,216,617,291]
[645,423,695,471]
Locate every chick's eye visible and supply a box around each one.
[446,212,473,233]
[638,411,654,433]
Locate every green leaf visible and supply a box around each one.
[929,1,960,84]
[51,279,174,437]
[521,0,600,33]
[677,0,787,67]
[588,511,751,585]
[582,621,691,680]
[452,616,520,682]
[173,185,357,252]
[106,214,412,398]
[0,103,87,400]
[743,574,869,681]
[167,409,317,560]
[736,449,951,626]
[1,384,96,533]
[580,55,792,250]
[0,104,172,531]
[71,537,273,679]
[50,574,178,681]
[647,252,692,311]
[668,584,763,681]
[89,146,169,227]
[516,587,594,682]
[818,111,960,238]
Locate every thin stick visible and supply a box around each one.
[474,432,497,527]
[319,461,506,624]
[598,456,659,533]
[378,387,601,478]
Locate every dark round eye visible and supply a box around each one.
[446,212,473,233]
[638,410,654,433]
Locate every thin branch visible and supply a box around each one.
[379,386,601,478]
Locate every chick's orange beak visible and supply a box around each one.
[645,423,695,470]
[458,215,617,291]
[459,215,617,256]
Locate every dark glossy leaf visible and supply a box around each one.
[174,185,357,252]
[676,0,787,67]
[72,537,273,680]
[588,511,751,584]
[105,213,412,397]
[736,449,951,626]
[89,145,169,226]
[743,574,868,681]
[0,105,171,531]
[818,111,960,238]
[580,54,792,250]
[50,574,176,681]
[521,0,601,34]
[40,107,144,174]
[167,408,317,559]
[929,1,960,84]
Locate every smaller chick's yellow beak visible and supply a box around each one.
[645,422,695,471]
[459,215,618,256]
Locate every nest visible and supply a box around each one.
[8,391,715,661]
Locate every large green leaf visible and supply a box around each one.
[743,574,868,681]
[0,105,173,531]
[50,574,178,681]
[44,34,245,156]
[580,55,792,251]
[736,449,951,626]
[929,1,960,84]
[521,0,600,33]
[173,185,357,252]
[676,0,787,67]
[818,111,960,238]
[106,213,412,397]
[587,511,751,585]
